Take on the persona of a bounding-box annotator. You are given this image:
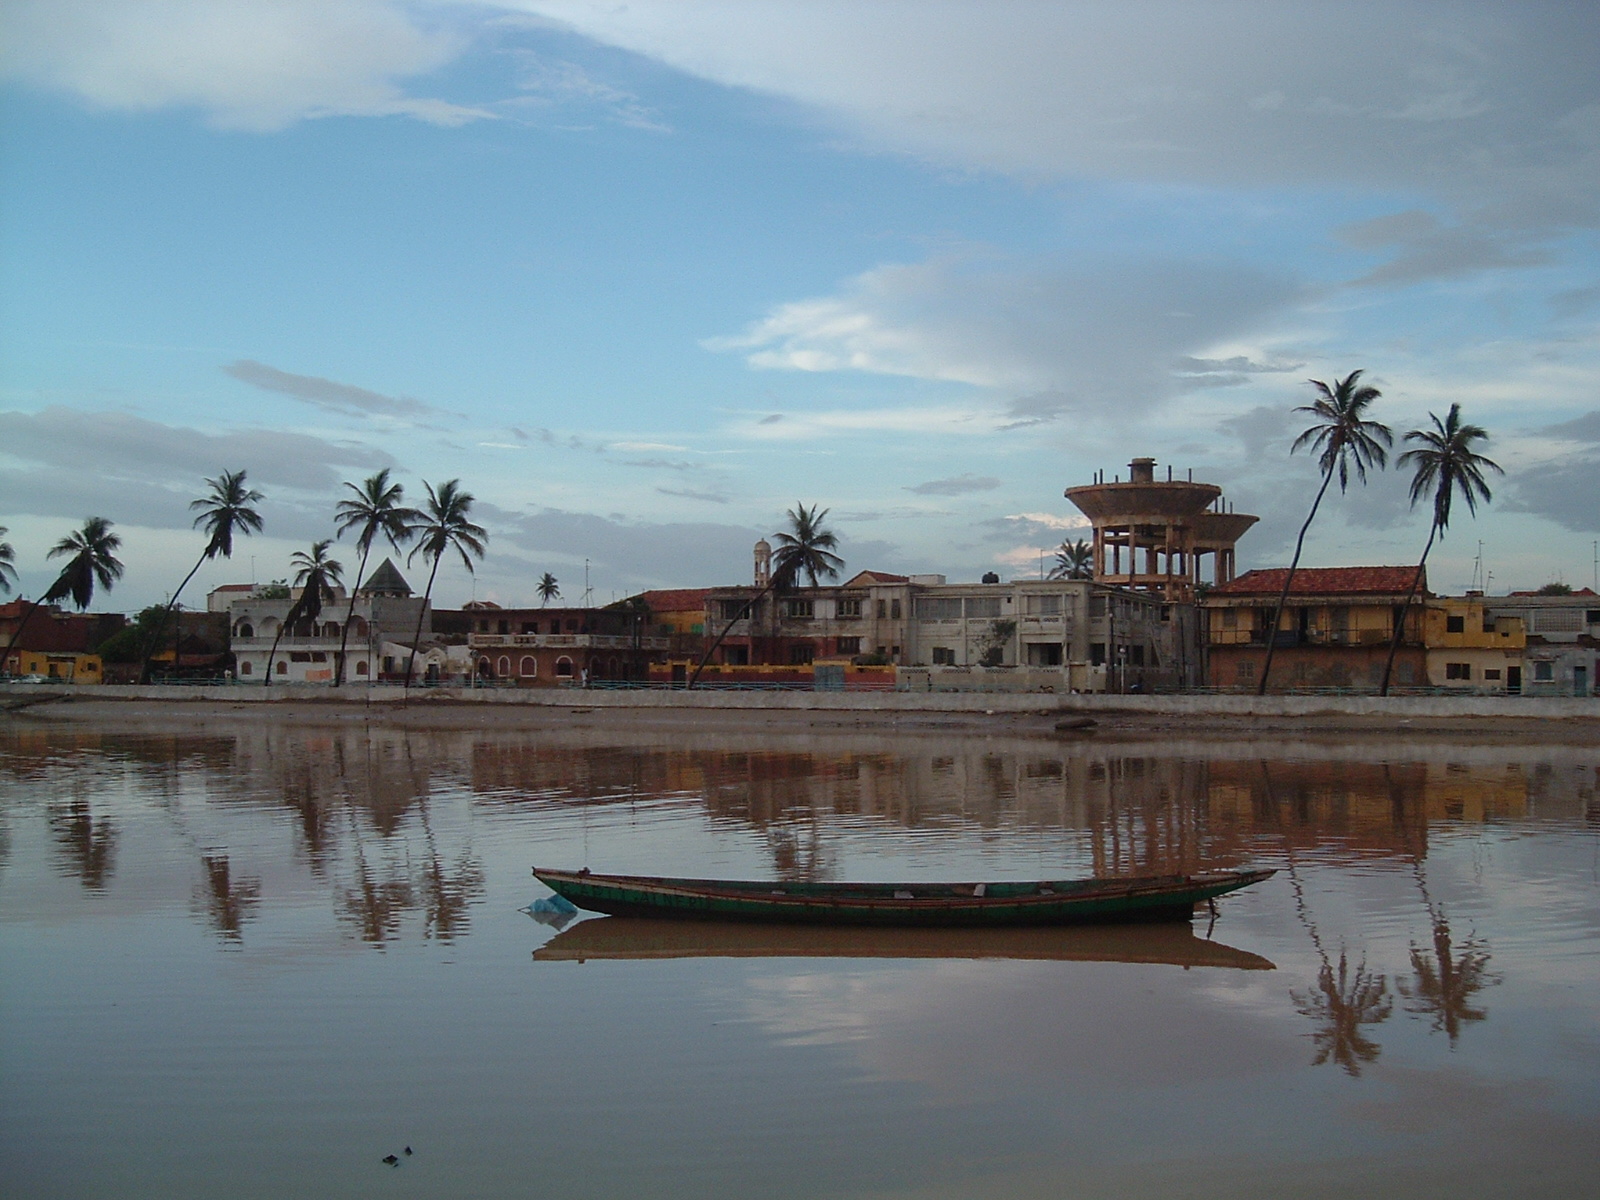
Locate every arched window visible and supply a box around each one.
[497,655,511,677]
[355,660,368,676]
[276,660,287,675]
[235,622,254,639]
[323,622,339,637]
[478,657,493,677]
[240,660,253,675]
[519,656,537,677]
[351,617,369,637]
[556,656,574,678]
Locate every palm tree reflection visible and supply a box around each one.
[195,854,261,943]
[50,801,117,890]
[1400,917,1497,1044]
[1293,951,1394,1076]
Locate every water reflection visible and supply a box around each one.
[194,853,261,943]
[49,801,116,890]
[1293,952,1394,1076]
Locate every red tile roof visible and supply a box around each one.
[843,570,909,585]
[636,588,712,612]
[1210,566,1425,597]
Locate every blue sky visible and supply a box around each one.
[2,1,1598,610]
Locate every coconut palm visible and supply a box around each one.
[264,541,344,685]
[690,502,843,687]
[1048,537,1094,580]
[331,469,418,686]
[403,480,488,693]
[1258,371,1392,694]
[1379,404,1502,694]
[3,518,125,676]
[537,573,560,606]
[140,470,265,684]
[0,526,15,595]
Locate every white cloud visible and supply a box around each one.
[1,0,489,130]
[710,253,1302,418]
[728,402,994,441]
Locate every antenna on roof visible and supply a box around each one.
[581,559,593,608]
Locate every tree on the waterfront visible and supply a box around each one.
[1048,537,1094,580]
[1379,403,1502,695]
[332,469,418,686]
[264,541,344,685]
[1259,371,1392,694]
[0,526,15,595]
[1536,581,1573,595]
[3,518,125,675]
[537,573,560,605]
[690,502,843,687]
[140,470,264,684]
[403,480,488,693]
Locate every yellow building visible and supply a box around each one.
[7,650,104,683]
[1424,595,1525,693]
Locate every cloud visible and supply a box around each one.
[484,504,766,587]
[1,0,493,131]
[223,360,435,418]
[0,406,390,535]
[655,486,728,504]
[504,51,669,131]
[1503,413,1600,531]
[1538,410,1600,442]
[711,253,1302,419]
[1338,211,1553,287]
[904,474,1001,497]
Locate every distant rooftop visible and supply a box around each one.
[1210,566,1424,597]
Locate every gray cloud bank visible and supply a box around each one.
[224,360,435,419]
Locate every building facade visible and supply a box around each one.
[443,604,668,686]
[1423,594,1527,693]
[1485,590,1600,697]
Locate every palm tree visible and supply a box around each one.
[331,469,417,686]
[690,502,843,687]
[264,541,344,685]
[1379,403,1502,695]
[0,526,16,595]
[1048,537,1094,580]
[537,573,560,606]
[1258,371,1392,694]
[3,518,125,676]
[403,480,488,693]
[140,470,265,684]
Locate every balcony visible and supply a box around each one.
[466,633,668,651]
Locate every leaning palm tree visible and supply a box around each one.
[4,518,125,675]
[1379,403,1502,695]
[0,526,16,595]
[140,470,265,683]
[403,480,488,693]
[690,502,843,687]
[331,469,417,686]
[1048,537,1094,580]
[264,541,344,685]
[537,573,560,606]
[1258,371,1392,694]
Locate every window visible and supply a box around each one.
[477,620,489,632]
[1023,594,1062,616]
[498,620,509,634]
[290,652,310,663]
[522,622,537,634]
[718,599,750,622]
[235,622,254,638]
[1221,609,1238,629]
[932,646,956,665]
[1483,668,1501,680]
[1090,643,1106,666]
[784,599,814,619]
[1533,661,1554,682]
[966,596,1001,619]
[836,637,861,655]
[915,597,963,620]
[789,644,814,665]
[310,652,326,662]
[323,623,338,637]
[356,660,368,676]
[1236,660,1256,681]
[1129,645,1145,667]
[1445,662,1472,680]
[1026,642,1063,666]
[1588,610,1600,625]
[519,656,536,677]
[837,598,862,618]
[890,599,902,619]
[497,656,511,676]
[1089,596,1107,617]
[1484,616,1497,633]
[1446,615,1465,633]
[240,661,252,675]
[276,661,287,675]
[556,656,574,677]
[876,599,887,619]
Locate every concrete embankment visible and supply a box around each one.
[4,682,1597,722]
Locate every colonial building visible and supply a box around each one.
[1485,589,1599,697]
[440,604,668,686]
[0,599,122,682]
[699,569,917,667]
[1423,594,1526,693]
[223,558,428,684]
[1202,566,1428,691]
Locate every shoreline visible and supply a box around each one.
[6,686,1598,744]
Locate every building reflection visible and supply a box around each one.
[194,853,261,943]
[49,800,117,890]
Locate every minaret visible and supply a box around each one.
[754,538,772,588]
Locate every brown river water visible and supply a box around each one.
[2,714,1597,1198]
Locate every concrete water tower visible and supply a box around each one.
[1065,457,1257,601]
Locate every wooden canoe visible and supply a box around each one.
[532,866,1275,928]
[532,916,1275,969]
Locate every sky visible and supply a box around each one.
[2,0,1598,612]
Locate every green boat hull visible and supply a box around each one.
[533,867,1275,928]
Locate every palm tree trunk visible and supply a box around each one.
[403,555,442,696]
[1,598,46,677]
[689,581,777,688]
[1257,467,1335,695]
[1379,523,1436,696]
[263,622,288,686]
[332,545,371,687]
[138,554,206,685]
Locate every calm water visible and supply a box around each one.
[2,715,1598,1199]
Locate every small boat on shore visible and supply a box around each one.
[532,916,1276,969]
[531,866,1274,928]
